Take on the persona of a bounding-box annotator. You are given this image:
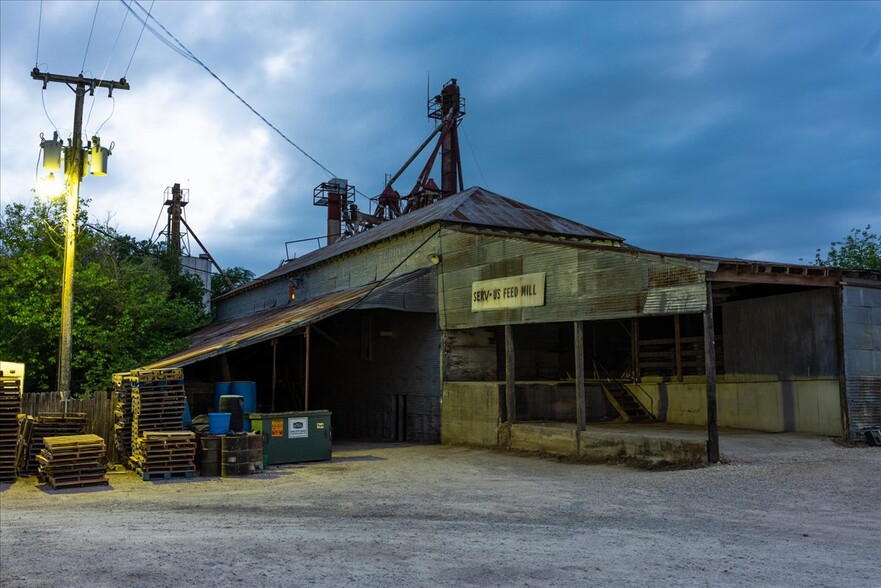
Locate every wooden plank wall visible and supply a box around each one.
[21,391,119,464]
[437,228,711,330]
[722,288,837,377]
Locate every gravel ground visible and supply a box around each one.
[1,436,879,587]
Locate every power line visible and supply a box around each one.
[41,88,59,134]
[120,0,338,180]
[81,1,101,75]
[86,3,130,133]
[124,0,153,78]
[463,128,488,189]
[124,1,196,64]
[35,0,43,68]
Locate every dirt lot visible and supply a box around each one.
[1,436,879,587]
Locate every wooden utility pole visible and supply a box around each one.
[31,68,129,394]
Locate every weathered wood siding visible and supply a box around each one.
[443,328,499,382]
[218,226,442,320]
[21,391,120,464]
[722,289,837,377]
[437,229,710,330]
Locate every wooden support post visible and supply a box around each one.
[270,338,278,412]
[833,287,850,440]
[631,318,640,380]
[220,354,232,382]
[674,315,683,381]
[703,282,720,463]
[505,324,515,425]
[574,321,586,431]
[304,326,311,411]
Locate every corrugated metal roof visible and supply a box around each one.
[144,270,429,369]
[221,187,623,299]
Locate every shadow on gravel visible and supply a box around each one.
[330,455,387,463]
[37,482,113,495]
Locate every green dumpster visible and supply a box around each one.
[248,410,332,465]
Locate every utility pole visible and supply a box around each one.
[31,68,130,394]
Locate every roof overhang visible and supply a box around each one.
[144,270,431,370]
[709,261,880,288]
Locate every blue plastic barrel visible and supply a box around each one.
[214,382,231,412]
[230,381,257,414]
[207,412,231,435]
[183,398,192,428]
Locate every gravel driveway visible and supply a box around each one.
[1,436,879,587]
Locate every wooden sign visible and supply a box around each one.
[471,272,546,311]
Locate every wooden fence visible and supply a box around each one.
[21,391,120,464]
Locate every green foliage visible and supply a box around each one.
[0,197,211,393]
[814,225,881,271]
[211,266,255,300]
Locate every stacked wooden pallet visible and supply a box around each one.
[112,372,134,460]
[130,431,196,480]
[130,368,185,438]
[37,434,108,489]
[15,412,88,475]
[0,378,22,483]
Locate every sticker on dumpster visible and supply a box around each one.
[271,419,284,437]
[316,422,325,430]
[288,417,308,439]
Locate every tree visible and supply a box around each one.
[0,196,210,393]
[814,225,881,271]
[211,266,255,300]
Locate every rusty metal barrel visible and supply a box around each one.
[247,433,263,474]
[199,434,221,477]
[221,434,249,477]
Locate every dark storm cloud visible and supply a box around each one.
[1,1,878,274]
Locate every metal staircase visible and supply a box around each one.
[594,361,655,423]
[600,380,654,422]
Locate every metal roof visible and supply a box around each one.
[144,271,429,369]
[222,187,623,299]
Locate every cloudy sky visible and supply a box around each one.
[1,1,878,277]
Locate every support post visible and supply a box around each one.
[631,318,640,380]
[703,282,720,463]
[304,325,311,411]
[833,287,850,440]
[219,354,232,382]
[674,315,682,381]
[575,321,586,431]
[505,324,515,425]
[271,338,278,412]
